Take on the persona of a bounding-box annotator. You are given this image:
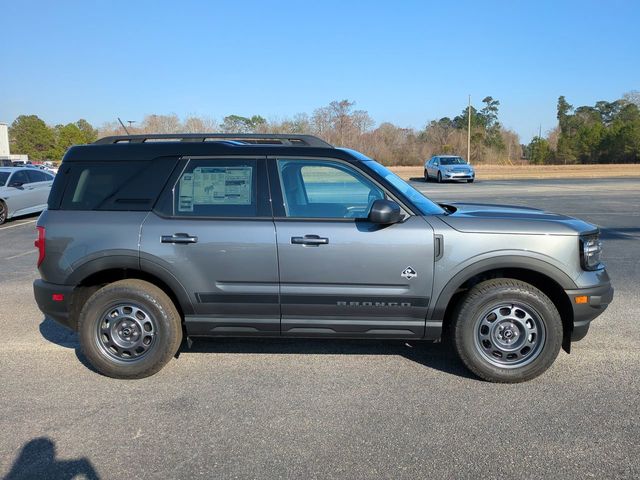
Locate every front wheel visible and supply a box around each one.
[424,169,429,182]
[452,279,562,383]
[437,172,442,183]
[78,279,183,379]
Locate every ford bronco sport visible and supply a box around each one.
[33,134,613,382]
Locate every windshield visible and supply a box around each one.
[440,157,466,165]
[364,161,445,215]
[0,172,9,187]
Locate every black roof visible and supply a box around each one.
[62,134,362,163]
[94,133,332,147]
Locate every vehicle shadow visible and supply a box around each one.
[185,337,475,380]
[0,211,41,227]
[600,227,640,240]
[39,317,78,349]
[39,317,475,380]
[3,437,99,480]
[38,317,99,373]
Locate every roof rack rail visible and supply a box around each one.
[94,133,333,148]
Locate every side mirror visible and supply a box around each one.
[368,199,402,225]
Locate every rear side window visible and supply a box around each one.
[156,158,271,218]
[58,160,176,211]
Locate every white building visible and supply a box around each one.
[0,122,29,163]
[0,123,9,156]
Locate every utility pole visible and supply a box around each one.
[467,95,471,164]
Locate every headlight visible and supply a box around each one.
[580,234,603,271]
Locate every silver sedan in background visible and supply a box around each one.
[0,167,54,224]
[424,155,475,183]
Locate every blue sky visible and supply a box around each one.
[1,0,638,142]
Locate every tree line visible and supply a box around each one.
[8,92,640,165]
[526,91,640,164]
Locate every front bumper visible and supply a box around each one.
[33,279,76,330]
[565,281,614,341]
[444,171,474,180]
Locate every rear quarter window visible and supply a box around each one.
[57,160,176,211]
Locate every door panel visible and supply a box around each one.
[140,156,279,336]
[271,156,435,339]
[6,170,35,215]
[140,215,280,335]
[276,217,434,337]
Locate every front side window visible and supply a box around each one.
[365,161,445,215]
[10,170,30,186]
[162,158,270,218]
[0,172,9,186]
[277,159,384,219]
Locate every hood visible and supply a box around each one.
[439,202,597,236]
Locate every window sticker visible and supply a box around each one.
[178,166,253,211]
[178,173,194,212]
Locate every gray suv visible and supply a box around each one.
[33,134,613,382]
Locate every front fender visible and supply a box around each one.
[428,254,578,321]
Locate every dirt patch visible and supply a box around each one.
[389,164,640,181]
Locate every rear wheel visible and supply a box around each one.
[452,278,562,383]
[78,279,182,379]
[0,201,7,225]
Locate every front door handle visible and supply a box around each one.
[161,233,198,244]
[291,235,329,246]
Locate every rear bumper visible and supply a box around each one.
[565,282,614,341]
[33,279,76,330]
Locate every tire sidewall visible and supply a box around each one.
[455,282,562,382]
[79,281,181,378]
[0,201,7,225]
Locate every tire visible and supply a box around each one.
[0,200,7,225]
[437,172,442,183]
[424,169,429,182]
[452,278,562,383]
[78,279,182,379]
[467,178,474,183]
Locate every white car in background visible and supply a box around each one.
[0,167,55,225]
[424,155,475,183]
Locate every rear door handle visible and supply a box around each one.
[161,233,198,244]
[291,235,329,246]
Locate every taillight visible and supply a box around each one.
[35,226,45,267]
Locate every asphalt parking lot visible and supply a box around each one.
[1,177,639,479]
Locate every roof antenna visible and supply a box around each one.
[117,117,130,135]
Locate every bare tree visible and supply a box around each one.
[183,116,218,133]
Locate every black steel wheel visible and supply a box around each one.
[452,278,562,383]
[79,279,182,379]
